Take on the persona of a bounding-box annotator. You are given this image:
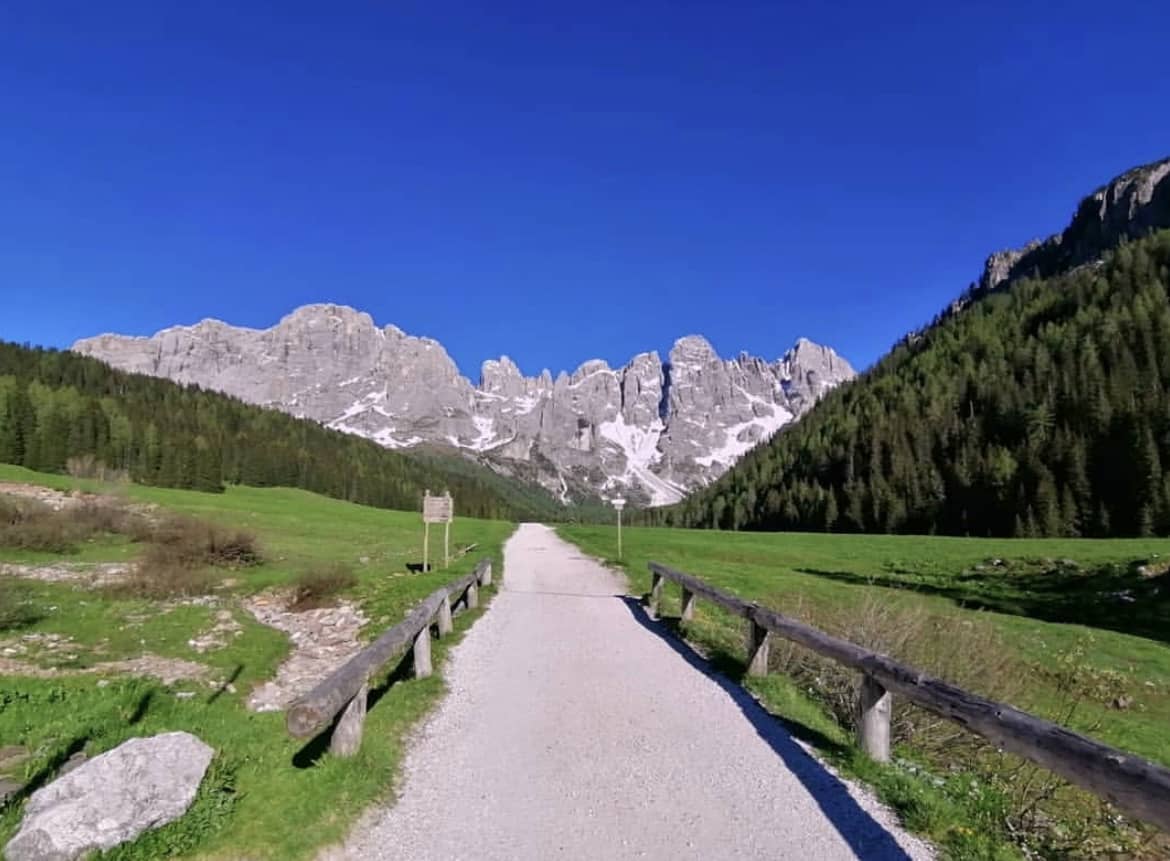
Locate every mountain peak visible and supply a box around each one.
[73,308,853,507]
[978,154,1170,295]
[670,335,719,365]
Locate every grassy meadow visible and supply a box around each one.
[0,464,513,859]
[559,524,1170,860]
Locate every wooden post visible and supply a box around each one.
[466,580,479,610]
[413,627,433,679]
[480,561,492,587]
[746,620,770,677]
[649,570,664,617]
[329,682,368,757]
[437,594,453,636]
[423,520,429,573]
[680,586,695,621]
[858,675,892,762]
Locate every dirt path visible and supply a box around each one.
[337,524,933,860]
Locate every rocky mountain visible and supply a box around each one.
[660,154,1170,536]
[73,309,854,506]
[974,156,1170,300]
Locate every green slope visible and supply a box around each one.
[0,464,514,859]
[660,226,1170,537]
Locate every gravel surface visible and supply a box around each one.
[337,524,934,860]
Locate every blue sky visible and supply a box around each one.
[2,1,1168,379]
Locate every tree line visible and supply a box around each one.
[647,229,1170,537]
[0,342,561,521]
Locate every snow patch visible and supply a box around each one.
[693,404,794,469]
[469,416,499,451]
[598,414,686,506]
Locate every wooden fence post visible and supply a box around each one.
[437,594,453,636]
[649,570,664,617]
[746,619,770,677]
[857,675,892,762]
[466,581,479,610]
[413,627,433,679]
[680,586,695,621]
[330,682,368,757]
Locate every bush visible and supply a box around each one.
[289,564,357,611]
[0,495,144,553]
[111,517,260,600]
[146,517,261,570]
[0,579,41,631]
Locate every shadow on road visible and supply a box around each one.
[617,596,914,861]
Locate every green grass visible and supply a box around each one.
[559,524,1170,859]
[0,464,513,859]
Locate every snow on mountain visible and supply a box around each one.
[73,304,856,506]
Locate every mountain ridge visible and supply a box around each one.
[657,154,1170,536]
[73,309,855,506]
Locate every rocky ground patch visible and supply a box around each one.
[243,592,367,712]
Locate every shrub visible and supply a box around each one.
[146,517,261,570]
[111,564,218,600]
[0,579,42,631]
[0,496,77,553]
[0,494,145,553]
[289,564,357,611]
[112,517,260,600]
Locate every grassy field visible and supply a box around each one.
[559,524,1170,860]
[0,464,513,859]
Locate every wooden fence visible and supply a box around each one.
[648,561,1170,833]
[285,558,493,756]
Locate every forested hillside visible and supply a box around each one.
[0,342,564,520]
[655,228,1170,537]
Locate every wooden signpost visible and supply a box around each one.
[422,490,454,572]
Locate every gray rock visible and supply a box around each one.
[74,305,855,507]
[5,732,214,861]
[977,156,1170,295]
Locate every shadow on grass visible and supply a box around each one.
[0,735,89,811]
[126,690,154,725]
[619,596,913,861]
[292,652,415,769]
[796,563,1170,645]
[206,664,244,706]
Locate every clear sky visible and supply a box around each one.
[3,1,1168,379]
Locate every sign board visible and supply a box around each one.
[612,497,626,511]
[423,493,454,524]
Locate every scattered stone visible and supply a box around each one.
[0,484,88,511]
[1112,695,1133,710]
[4,732,214,861]
[187,609,243,653]
[0,561,134,588]
[244,592,367,712]
[0,654,210,685]
[0,777,22,805]
[0,745,30,774]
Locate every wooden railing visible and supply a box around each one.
[648,561,1170,833]
[285,558,494,756]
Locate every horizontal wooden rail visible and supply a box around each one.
[648,561,1170,833]
[286,558,493,755]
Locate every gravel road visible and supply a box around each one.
[336,524,933,860]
